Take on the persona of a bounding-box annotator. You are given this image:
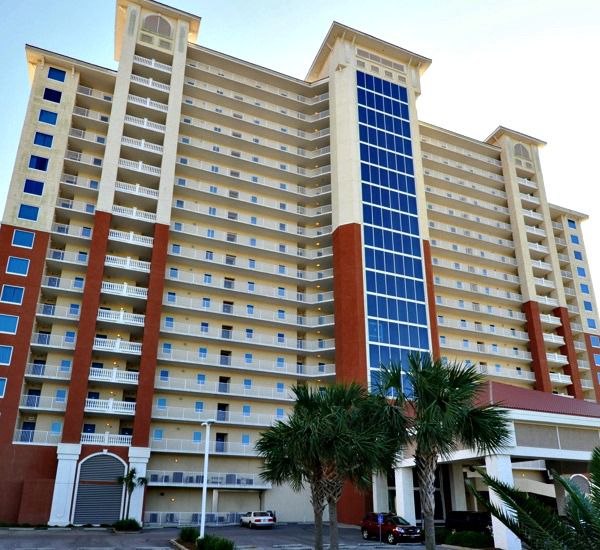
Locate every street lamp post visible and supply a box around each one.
[200,419,215,539]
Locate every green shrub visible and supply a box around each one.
[112,518,141,531]
[180,526,200,543]
[435,526,451,544]
[196,534,235,550]
[445,530,494,548]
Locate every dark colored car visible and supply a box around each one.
[361,512,423,544]
[445,511,492,533]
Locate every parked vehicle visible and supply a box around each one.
[266,510,277,523]
[360,512,423,544]
[445,511,492,533]
[239,510,275,528]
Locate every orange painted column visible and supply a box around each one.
[422,240,440,360]
[523,300,552,392]
[132,223,169,447]
[62,211,111,443]
[553,307,583,399]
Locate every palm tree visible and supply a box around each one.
[117,466,148,521]
[469,446,600,550]
[256,383,406,550]
[377,353,511,550]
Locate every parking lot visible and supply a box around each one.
[0,523,428,549]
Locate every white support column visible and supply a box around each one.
[372,472,389,512]
[449,463,467,512]
[128,446,151,524]
[49,443,81,526]
[485,455,522,550]
[394,466,416,525]
[211,489,219,514]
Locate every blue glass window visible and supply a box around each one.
[159,369,169,381]
[591,336,600,347]
[568,219,577,229]
[34,132,53,148]
[157,397,167,409]
[197,373,206,384]
[153,429,163,440]
[55,389,67,402]
[24,179,44,196]
[242,405,251,416]
[577,267,587,278]
[584,301,593,312]
[244,353,253,364]
[574,251,583,260]
[51,421,62,434]
[571,235,580,245]
[243,379,252,389]
[193,431,202,442]
[18,204,39,221]
[162,342,172,354]
[48,67,66,82]
[195,401,204,412]
[581,284,590,294]
[0,314,19,334]
[1,285,24,304]
[0,345,13,365]
[39,109,57,125]
[43,88,62,103]
[595,354,600,366]
[60,359,71,371]
[167,291,176,303]
[0,379,6,398]
[6,257,29,276]
[276,382,284,393]
[12,230,34,248]
[588,319,597,329]
[28,155,48,171]
[241,434,250,445]
[276,408,285,419]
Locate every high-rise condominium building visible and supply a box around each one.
[1,1,599,548]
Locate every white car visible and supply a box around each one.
[239,511,275,528]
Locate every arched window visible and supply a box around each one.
[514,143,530,160]
[143,14,172,38]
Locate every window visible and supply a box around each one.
[244,353,253,364]
[584,301,594,312]
[577,267,587,278]
[594,354,600,367]
[195,401,204,412]
[574,251,583,260]
[39,109,58,125]
[43,88,62,103]
[246,304,254,314]
[568,219,577,229]
[248,259,256,269]
[48,67,66,81]
[50,421,62,434]
[12,230,34,248]
[29,155,49,171]
[0,315,19,334]
[247,281,255,292]
[167,291,176,303]
[157,397,167,409]
[581,284,590,294]
[276,382,284,393]
[204,273,212,283]
[201,322,209,333]
[55,389,67,403]
[169,267,178,278]
[278,287,285,297]
[208,206,216,216]
[588,319,597,329]
[276,357,285,368]
[0,378,6,398]
[249,237,257,246]
[277,332,285,343]
[34,132,53,148]
[246,328,254,339]
[197,373,206,384]
[162,342,172,354]
[241,434,250,445]
[205,251,214,260]
[278,309,285,319]
[159,370,169,381]
[142,14,172,37]
[591,336,600,347]
[24,179,45,196]
[242,405,251,416]
[60,359,71,372]
[193,431,202,442]
[513,143,530,159]
[0,346,13,365]
[153,429,164,440]
[65,331,75,344]
[198,347,207,359]
[18,204,39,221]
[0,285,24,304]
[276,408,285,419]
[571,235,580,245]
[202,297,211,308]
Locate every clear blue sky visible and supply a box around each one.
[1,0,600,287]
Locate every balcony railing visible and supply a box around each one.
[52,223,92,240]
[13,430,61,446]
[114,180,159,199]
[146,470,270,488]
[442,339,532,361]
[152,406,284,426]
[130,73,171,93]
[100,280,148,299]
[47,248,89,266]
[133,54,172,73]
[89,366,139,384]
[420,135,502,167]
[121,135,164,155]
[431,257,520,285]
[546,352,568,365]
[25,362,72,380]
[84,398,136,415]
[124,113,165,133]
[128,92,168,112]
[549,372,572,385]
[93,337,142,355]
[477,364,536,382]
[37,303,80,321]
[77,85,112,102]
[31,332,76,349]
[80,432,132,446]
[427,202,512,232]
[105,254,151,273]
[97,309,145,326]
[42,276,85,293]
[19,394,67,411]
[435,297,526,321]
[60,173,100,191]
[150,438,259,456]
[423,165,505,198]
[437,318,528,341]
[108,228,154,247]
[118,157,161,176]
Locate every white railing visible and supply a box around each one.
[552,221,564,231]
[36,303,80,320]
[68,127,107,145]
[164,270,332,304]
[536,295,559,307]
[55,197,95,215]
[533,277,555,288]
[555,237,567,246]
[72,106,109,123]
[431,257,520,284]
[435,297,526,321]
[128,93,168,112]
[572,323,584,332]
[146,470,270,488]
[105,254,151,273]
[550,373,572,385]
[80,432,132,446]
[114,180,159,198]
[150,438,259,456]
[42,276,85,293]
[152,406,284,426]
[31,332,76,349]
[14,430,61,446]
[108,228,154,247]
[85,398,136,414]
[97,308,145,326]
[93,337,142,354]
[442,339,532,361]
[546,352,568,365]
[130,73,170,93]
[578,360,590,369]
[64,150,103,167]
[531,258,553,270]
[525,225,546,237]
[543,333,565,345]
[24,362,71,380]
[434,278,521,302]
[60,173,100,191]
[567,304,579,314]
[154,376,293,401]
[77,84,112,102]
[157,348,334,378]
[124,113,166,133]
[516,177,538,189]
[133,54,172,73]
[581,379,595,390]
[574,340,587,351]
[52,223,92,239]
[100,281,148,299]
[477,365,536,382]
[89,367,139,384]
[528,242,549,254]
[121,135,164,154]
[520,193,540,205]
[437,318,528,341]
[429,221,514,249]
[431,239,517,267]
[539,314,562,325]
[420,134,502,167]
[118,157,161,176]
[19,394,67,411]
[522,208,543,221]
[426,202,511,232]
[111,203,157,223]
[425,186,510,217]
[423,165,505,199]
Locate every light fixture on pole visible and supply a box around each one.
[200,419,215,539]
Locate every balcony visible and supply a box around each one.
[578,359,590,370]
[520,193,540,206]
[435,297,526,322]
[516,177,537,190]
[56,197,95,215]
[124,113,166,133]
[108,228,154,248]
[477,364,535,383]
[84,398,136,415]
[64,150,103,169]
[561,270,573,280]
[533,277,555,289]
[93,337,142,355]
[522,208,543,221]
[574,340,587,352]
[161,321,334,352]
[426,186,510,219]
[118,157,161,177]
[24,362,71,380]
[157,347,334,378]
[146,470,270,489]
[68,127,107,148]
[31,332,76,350]
[552,221,564,231]
[104,254,151,273]
[581,379,595,390]
[100,280,148,300]
[115,180,159,199]
[431,257,520,285]
[543,333,565,346]
[60,173,100,192]
[525,225,546,238]
[441,339,532,362]
[97,309,145,327]
[130,73,171,94]
[72,105,109,125]
[528,242,549,255]
[128,92,168,113]
[427,240,517,268]
[154,376,293,401]
[13,430,61,446]
[549,372,572,386]
[19,394,67,412]
[133,54,172,73]
[420,135,502,168]
[42,276,85,294]
[89,366,139,385]
[152,406,284,426]
[80,432,132,446]
[546,352,568,366]
[536,295,559,308]
[77,84,112,102]
[434,278,521,303]
[52,223,92,241]
[428,221,514,250]
[37,303,80,321]
[422,165,505,199]
[112,204,157,223]
[426,203,512,234]
[437,318,528,341]
[150,438,259,456]
[539,314,562,327]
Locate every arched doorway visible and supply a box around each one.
[72,453,126,525]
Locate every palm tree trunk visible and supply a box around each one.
[416,453,438,550]
[126,487,133,520]
[328,497,339,550]
[310,481,325,550]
